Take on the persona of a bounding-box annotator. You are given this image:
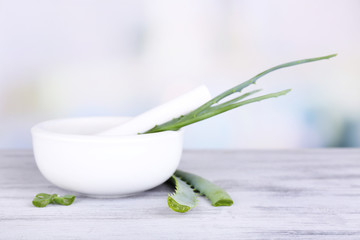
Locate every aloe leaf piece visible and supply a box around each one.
[32,193,56,208]
[53,195,76,206]
[175,170,233,207]
[168,175,197,213]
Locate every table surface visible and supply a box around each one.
[1,149,360,240]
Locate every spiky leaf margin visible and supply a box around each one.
[168,175,197,213]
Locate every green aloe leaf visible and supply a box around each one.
[143,54,336,134]
[168,175,197,213]
[175,170,233,207]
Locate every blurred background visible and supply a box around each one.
[0,0,359,149]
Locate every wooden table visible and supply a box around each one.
[1,149,360,239]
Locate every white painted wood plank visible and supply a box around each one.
[0,149,360,239]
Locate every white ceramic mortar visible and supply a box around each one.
[31,117,184,197]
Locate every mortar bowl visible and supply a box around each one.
[31,117,184,197]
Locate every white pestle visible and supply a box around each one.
[97,85,211,136]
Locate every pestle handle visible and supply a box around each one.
[96,85,211,136]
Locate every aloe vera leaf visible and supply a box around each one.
[175,170,233,207]
[144,54,336,134]
[168,175,197,213]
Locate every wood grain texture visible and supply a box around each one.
[1,149,360,239]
